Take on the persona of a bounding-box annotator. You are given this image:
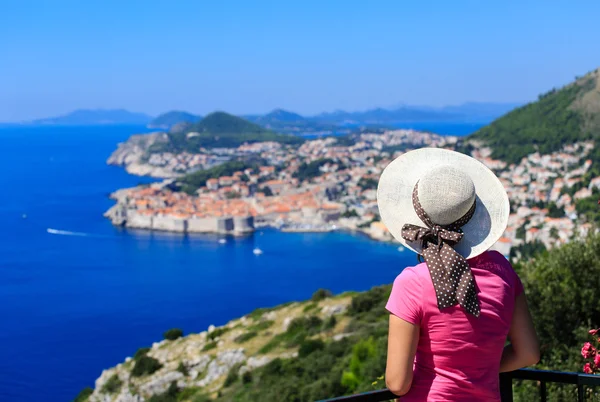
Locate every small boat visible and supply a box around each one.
[397,246,405,252]
[22,214,27,219]
[218,239,227,244]
[253,247,263,255]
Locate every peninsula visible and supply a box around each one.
[106,68,600,257]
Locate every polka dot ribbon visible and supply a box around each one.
[401,182,480,317]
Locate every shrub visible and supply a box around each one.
[298,339,325,357]
[234,331,258,343]
[258,338,279,354]
[223,364,241,387]
[134,347,150,360]
[287,316,323,335]
[163,328,184,341]
[324,315,337,331]
[73,387,93,402]
[348,286,389,316]
[101,374,122,394]
[147,381,178,402]
[303,303,318,313]
[202,341,217,351]
[311,288,333,302]
[208,327,229,341]
[177,361,189,376]
[242,371,253,384]
[131,355,163,377]
[175,386,203,401]
[249,320,274,331]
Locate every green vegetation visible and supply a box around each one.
[471,72,599,163]
[261,186,274,196]
[576,191,600,224]
[101,374,123,394]
[303,303,319,313]
[219,287,390,401]
[341,209,359,218]
[511,232,600,400]
[311,288,333,302]
[148,381,179,402]
[293,158,334,181]
[258,315,325,354]
[242,371,253,384]
[334,135,357,147]
[149,112,303,152]
[509,240,547,262]
[234,331,258,343]
[357,177,378,190]
[248,320,274,332]
[202,341,217,351]
[149,111,202,128]
[134,347,151,360]
[131,355,163,377]
[73,387,93,402]
[177,361,189,377]
[547,202,565,218]
[207,327,230,341]
[163,328,184,341]
[213,233,600,401]
[298,339,325,357]
[178,160,261,195]
[224,363,243,387]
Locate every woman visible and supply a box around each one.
[377,148,539,401]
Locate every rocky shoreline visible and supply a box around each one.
[84,295,353,402]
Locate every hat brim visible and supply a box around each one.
[377,148,509,259]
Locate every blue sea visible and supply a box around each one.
[0,125,429,402]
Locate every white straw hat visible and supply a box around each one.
[377,148,509,259]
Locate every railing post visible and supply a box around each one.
[499,373,514,402]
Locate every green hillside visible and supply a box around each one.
[148,111,202,129]
[149,112,303,153]
[470,68,600,164]
[78,232,600,402]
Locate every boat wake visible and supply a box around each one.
[47,228,93,237]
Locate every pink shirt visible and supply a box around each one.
[386,250,523,402]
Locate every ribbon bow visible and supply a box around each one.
[401,182,480,317]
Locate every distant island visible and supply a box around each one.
[29,109,153,125]
[11,102,521,129]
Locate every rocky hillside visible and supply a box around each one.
[77,232,600,402]
[79,291,357,402]
[106,132,179,178]
[470,68,600,163]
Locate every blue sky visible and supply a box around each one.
[1,0,599,121]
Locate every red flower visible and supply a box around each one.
[595,354,600,367]
[582,342,595,359]
[590,329,599,336]
[584,363,593,374]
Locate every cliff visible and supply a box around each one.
[107,132,182,178]
[80,293,355,402]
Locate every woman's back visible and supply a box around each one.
[386,250,523,401]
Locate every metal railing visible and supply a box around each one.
[318,369,600,402]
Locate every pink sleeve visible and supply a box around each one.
[386,267,423,325]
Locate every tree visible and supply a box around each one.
[131,355,163,377]
[163,328,184,341]
[311,288,332,301]
[261,186,274,197]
